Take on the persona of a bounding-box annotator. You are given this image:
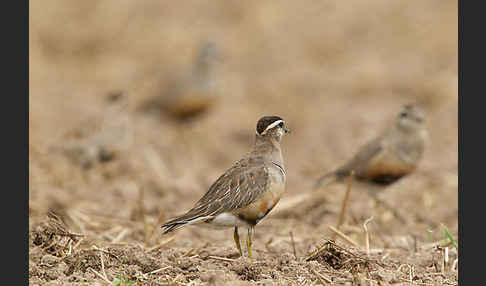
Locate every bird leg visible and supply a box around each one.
[246,226,254,259]
[233,226,243,257]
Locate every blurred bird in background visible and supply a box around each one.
[314,104,428,222]
[315,104,428,189]
[49,92,133,170]
[140,41,222,121]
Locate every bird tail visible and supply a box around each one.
[161,212,212,235]
[161,223,183,235]
[313,171,340,191]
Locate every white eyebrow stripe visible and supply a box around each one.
[260,120,284,135]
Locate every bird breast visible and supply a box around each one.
[233,167,286,225]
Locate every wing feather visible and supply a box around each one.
[161,157,270,232]
[337,136,384,178]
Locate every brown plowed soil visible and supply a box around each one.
[30,1,457,285]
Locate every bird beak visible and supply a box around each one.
[284,127,291,134]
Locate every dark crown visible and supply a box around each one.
[256,116,284,134]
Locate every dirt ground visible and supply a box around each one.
[29,1,458,285]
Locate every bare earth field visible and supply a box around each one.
[29,1,458,285]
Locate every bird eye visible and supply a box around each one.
[278,122,284,127]
[400,111,408,118]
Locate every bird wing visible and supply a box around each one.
[336,136,385,178]
[314,136,385,190]
[162,157,270,226]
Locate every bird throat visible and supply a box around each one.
[253,135,283,165]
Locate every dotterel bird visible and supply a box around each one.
[161,116,290,258]
[142,41,221,121]
[50,93,132,169]
[314,104,428,190]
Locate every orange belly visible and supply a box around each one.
[234,184,284,225]
[166,94,217,118]
[361,151,415,184]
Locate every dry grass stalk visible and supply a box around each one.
[333,171,355,240]
[310,268,332,285]
[99,252,110,282]
[422,238,451,250]
[363,216,374,258]
[397,264,413,283]
[92,245,120,261]
[165,273,184,286]
[380,252,391,262]
[147,236,176,252]
[410,265,415,282]
[451,258,458,272]
[290,231,297,259]
[111,228,130,244]
[182,243,209,258]
[182,248,196,257]
[90,267,111,284]
[73,238,84,249]
[66,210,89,233]
[327,225,360,248]
[148,209,166,243]
[444,246,449,271]
[145,266,171,275]
[208,255,236,262]
[273,192,314,214]
[137,186,151,245]
[440,247,447,273]
[67,239,73,256]
[398,280,434,286]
